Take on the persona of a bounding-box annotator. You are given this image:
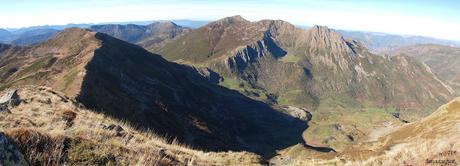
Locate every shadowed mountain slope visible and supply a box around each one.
[0,28,307,157]
[0,87,265,165]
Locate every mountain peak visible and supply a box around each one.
[312,25,330,30]
[40,28,97,47]
[225,15,246,21]
[214,15,249,25]
[50,28,95,42]
[304,25,352,54]
[150,21,179,28]
[60,27,93,34]
[307,25,340,38]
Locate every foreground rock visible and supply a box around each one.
[0,89,20,111]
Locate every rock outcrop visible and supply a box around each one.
[0,90,20,111]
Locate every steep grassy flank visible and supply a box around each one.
[391,44,460,93]
[303,106,402,151]
[0,86,265,165]
[271,97,460,165]
[0,28,308,157]
[0,28,100,96]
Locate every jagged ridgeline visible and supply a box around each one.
[1,15,458,165]
[90,21,191,49]
[0,28,307,157]
[153,15,454,113]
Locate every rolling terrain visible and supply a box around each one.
[337,30,460,53]
[151,15,455,149]
[1,16,459,165]
[0,86,264,165]
[154,16,453,112]
[390,44,460,93]
[0,28,60,46]
[90,21,191,49]
[0,28,308,157]
[0,21,191,47]
[2,87,458,165]
[271,96,460,165]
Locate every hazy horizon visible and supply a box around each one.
[1,0,459,41]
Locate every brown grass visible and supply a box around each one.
[0,86,264,165]
[270,97,460,165]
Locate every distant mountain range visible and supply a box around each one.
[1,15,459,165]
[89,21,191,48]
[337,30,460,53]
[0,20,206,46]
[2,19,459,51]
[0,28,60,45]
[2,16,454,151]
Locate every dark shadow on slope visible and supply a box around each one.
[76,32,307,157]
[263,33,286,59]
[231,34,286,72]
[304,144,336,153]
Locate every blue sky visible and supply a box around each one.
[1,0,459,40]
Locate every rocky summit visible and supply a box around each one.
[147,16,456,150]
[154,16,453,113]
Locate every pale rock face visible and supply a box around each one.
[305,25,353,56]
[282,106,312,121]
